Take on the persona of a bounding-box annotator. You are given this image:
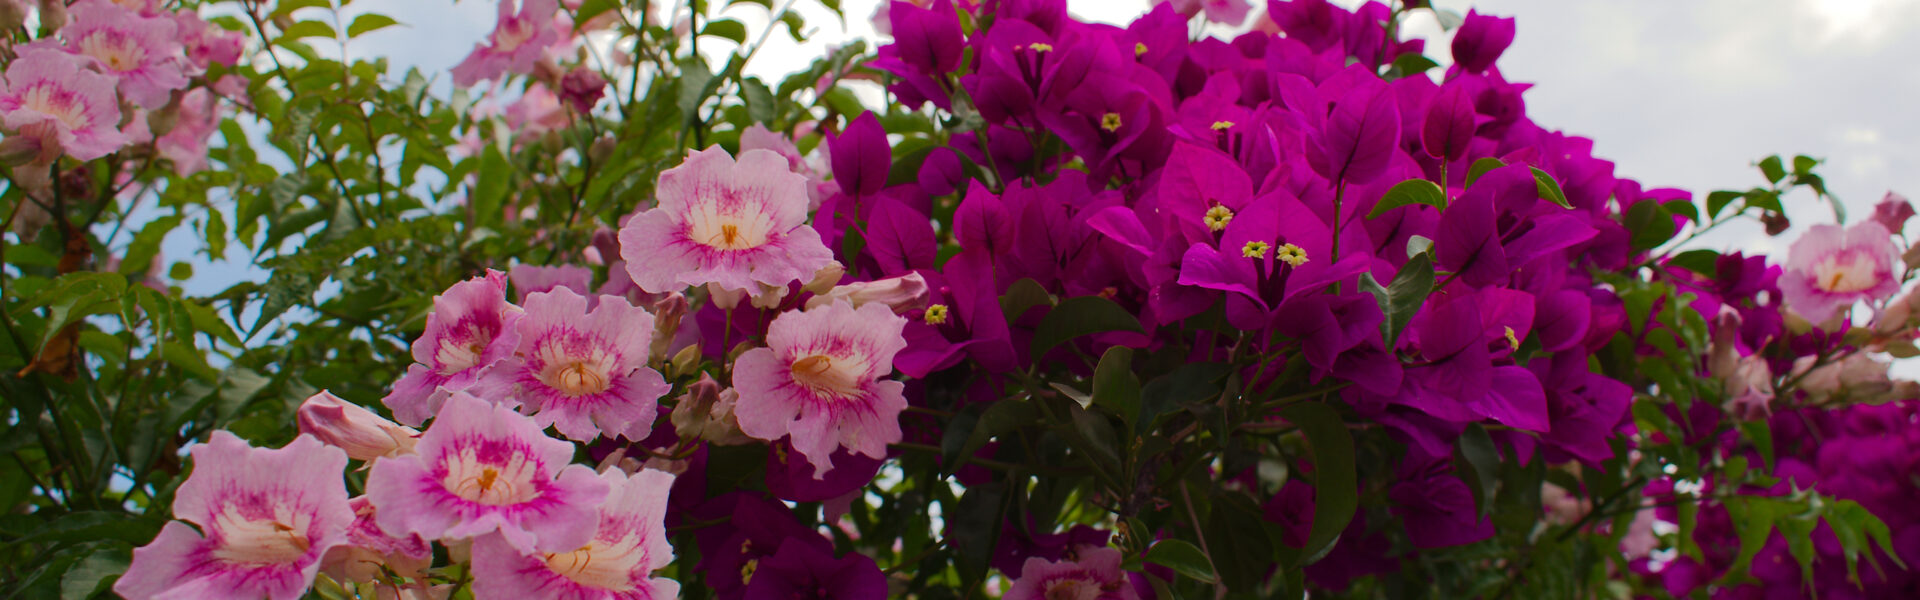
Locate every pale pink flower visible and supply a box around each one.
[732,300,908,475]
[1620,508,1659,560]
[1004,546,1140,600]
[298,390,420,461]
[57,1,189,109]
[806,272,930,314]
[471,468,680,600]
[382,270,524,426]
[0,48,127,160]
[670,374,751,445]
[1157,0,1251,25]
[739,123,810,175]
[1780,221,1900,324]
[508,263,594,303]
[618,147,835,294]
[366,392,609,554]
[320,497,433,583]
[503,83,571,139]
[157,87,221,175]
[473,288,670,442]
[450,0,561,87]
[117,432,353,600]
[174,10,245,70]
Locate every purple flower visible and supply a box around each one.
[1389,457,1494,548]
[117,432,353,600]
[689,493,832,599]
[471,468,680,600]
[1871,191,1914,235]
[366,392,609,554]
[618,147,835,294]
[383,270,523,426]
[732,300,909,475]
[1779,221,1900,324]
[475,288,669,442]
[742,538,888,599]
[1450,9,1516,74]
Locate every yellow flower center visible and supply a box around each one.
[18,84,89,132]
[1134,42,1148,56]
[1275,243,1308,267]
[741,558,759,584]
[1203,206,1234,232]
[924,304,950,325]
[1211,120,1235,131]
[1503,326,1520,350]
[1043,578,1101,600]
[495,18,536,52]
[533,339,618,397]
[78,31,145,73]
[442,447,541,505]
[1028,42,1054,53]
[789,353,870,399]
[1812,251,1881,293]
[544,536,646,591]
[1242,241,1270,259]
[687,202,775,251]
[435,332,490,375]
[209,504,313,565]
[1101,113,1123,132]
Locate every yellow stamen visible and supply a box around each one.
[1276,243,1308,267]
[1101,113,1123,132]
[1211,120,1235,131]
[924,304,950,325]
[1028,42,1054,53]
[1242,241,1270,259]
[1134,42,1148,57]
[1504,326,1520,350]
[1203,206,1234,232]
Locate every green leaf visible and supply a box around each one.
[952,398,1036,476]
[1758,155,1786,184]
[1531,167,1572,209]
[576,0,621,29]
[1455,424,1500,518]
[1279,402,1356,563]
[278,20,336,41]
[676,56,715,125]
[1792,154,1819,176]
[999,278,1053,320]
[700,18,748,44]
[271,0,330,18]
[61,545,130,600]
[1431,7,1464,29]
[1368,178,1447,218]
[470,146,511,227]
[1139,362,1230,426]
[1091,346,1141,433]
[1667,249,1720,277]
[1144,539,1218,584]
[345,13,399,38]
[1406,234,1434,258]
[1665,198,1699,224]
[1390,52,1440,76]
[1465,157,1505,186]
[1030,296,1144,358]
[1706,190,1743,218]
[741,76,774,124]
[1624,199,1678,253]
[728,0,774,7]
[1358,252,1433,347]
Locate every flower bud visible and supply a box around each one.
[1872,191,1914,236]
[801,260,846,295]
[805,272,931,314]
[671,375,753,446]
[749,281,790,309]
[1762,211,1791,236]
[587,135,616,164]
[297,390,419,460]
[36,0,65,31]
[559,67,608,113]
[707,283,745,310]
[0,0,28,32]
[1874,287,1920,336]
[649,291,689,363]
[0,134,43,166]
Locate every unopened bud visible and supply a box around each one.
[806,272,931,314]
[649,292,688,363]
[270,13,294,32]
[750,282,789,309]
[1873,191,1914,236]
[35,0,65,31]
[802,261,846,295]
[0,135,44,166]
[297,390,419,460]
[707,283,745,310]
[1762,212,1790,236]
[670,374,752,445]
[145,97,181,137]
[588,135,616,164]
[0,0,28,31]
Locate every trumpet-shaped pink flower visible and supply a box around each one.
[57,1,187,109]
[732,300,908,475]
[320,497,433,584]
[1004,546,1139,600]
[0,48,127,161]
[450,0,560,87]
[157,87,221,175]
[618,147,835,294]
[474,288,671,442]
[366,392,608,554]
[117,432,353,600]
[472,468,681,600]
[1779,221,1900,324]
[297,390,420,461]
[174,10,245,70]
[383,270,523,426]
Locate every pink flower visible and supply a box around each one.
[450,0,561,87]
[474,288,670,442]
[297,390,420,461]
[320,497,433,584]
[739,124,810,175]
[174,9,244,70]
[618,147,834,294]
[504,83,571,140]
[471,468,680,600]
[732,300,908,475]
[382,270,524,426]
[559,66,608,113]
[1779,221,1900,324]
[366,392,609,554]
[1004,546,1140,600]
[0,48,127,161]
[508,263,594,303]
[117,432,354,600]
[1157,0,1251,25]
[157,87,221,175]
[56,1,188,109]
[805,272,931,314]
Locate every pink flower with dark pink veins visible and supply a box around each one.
[732,300,908,475]
[471,468,681,600]
[116,432,353,600]
[320,496,433,584]
[450,0,560,87]
[58,1,188,109]
[1779,221,1900,324]
[473,288,671,442]
[618,146,834,294]
[382,270,524,426]
[1003,546,1140,600]
[366,392,609,554]
[174,10,245,70]
[0,48,127,161]
[157,87,221,175]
